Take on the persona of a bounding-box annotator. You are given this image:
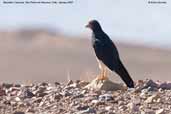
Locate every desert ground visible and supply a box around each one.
[0,29,171,84]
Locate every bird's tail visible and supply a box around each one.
[113,59,134,88]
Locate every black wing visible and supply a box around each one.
[92,32,134,88]
[92,32,119,70]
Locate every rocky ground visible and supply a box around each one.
[1,79,171,114]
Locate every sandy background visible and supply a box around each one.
[0,29,171,84]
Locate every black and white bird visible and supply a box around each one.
[86,20,134,88]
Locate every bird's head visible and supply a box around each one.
[86,20,102,32]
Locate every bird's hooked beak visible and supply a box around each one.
[85,23,91,28]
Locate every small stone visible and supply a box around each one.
[145,94,159,103]
[78,108,96,114]
[141,88,149,94]
[67,80,73,85]
[2,83,13,89]
[13,111,25,114]
[91,100,105,106]
[60,91,72,97]
[105,106,113,111]
[32,97,42,103]
[144,109,155,114]
[127,102,139,112]
[140,91,147,99]
[112,91,120,97]
[137,80,144,85]
[10,101,17,106]
[14,84,21,87]
[79,81,89,87]
[156,109,164,114]
[99,93,113,101]
[143,79,158,90]
[159,82,171,90]
[76,105,89,110]
[81,89,87,94]
[118,101,124,106]
[98,110,108,114]
[39,101,44,107]
[15,97,21,102]
[40,82,48,86]
[46,86,53,90]
[141,111,146,114]
[156,98,161,103]
[118,105,127,111]
[54,82,60,86]
[54,94,62,100]
[132,97,141,105]
[70,101,78,107]
[24,89,35,98]
[72,94,84,99]
[37,92,48,97]
[0,87,5,96]
[69,83,78,88]
[91,99,99,104]
[26,108,35,113]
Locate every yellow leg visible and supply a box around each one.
[103,67,108,80]
[97,63,108,80]
[96,58,108,80]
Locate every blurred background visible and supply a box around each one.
[0,0,171,83]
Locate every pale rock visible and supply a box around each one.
[91,100,105,106]
[127,102,139,112]
[140,91,148,99]
[39,101,44,107]
[85,77,126,91]
[60,91,72,97]
[132,97,141,105]
[156,109,165,114]
[141,89,149,94]
[10,101,17,106]
[91,99,99,104]
[145,94,159,103]
[112,91,120,97]
[15,97,21,102]
[105,106,113,111]
[158,88,163,93]
[77,108,96,114]
[81,89,87,94]
[118,101,124,106]
[115,96,124,101]
[156,98,161,103]
[139,106,144,110]
[118,105,127,111]
[144,109,155,114]
[46,86,53,91]
[79,81,89,87]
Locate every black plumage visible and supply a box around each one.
[86,20,134,88]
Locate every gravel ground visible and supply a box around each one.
[1,79,171,114]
